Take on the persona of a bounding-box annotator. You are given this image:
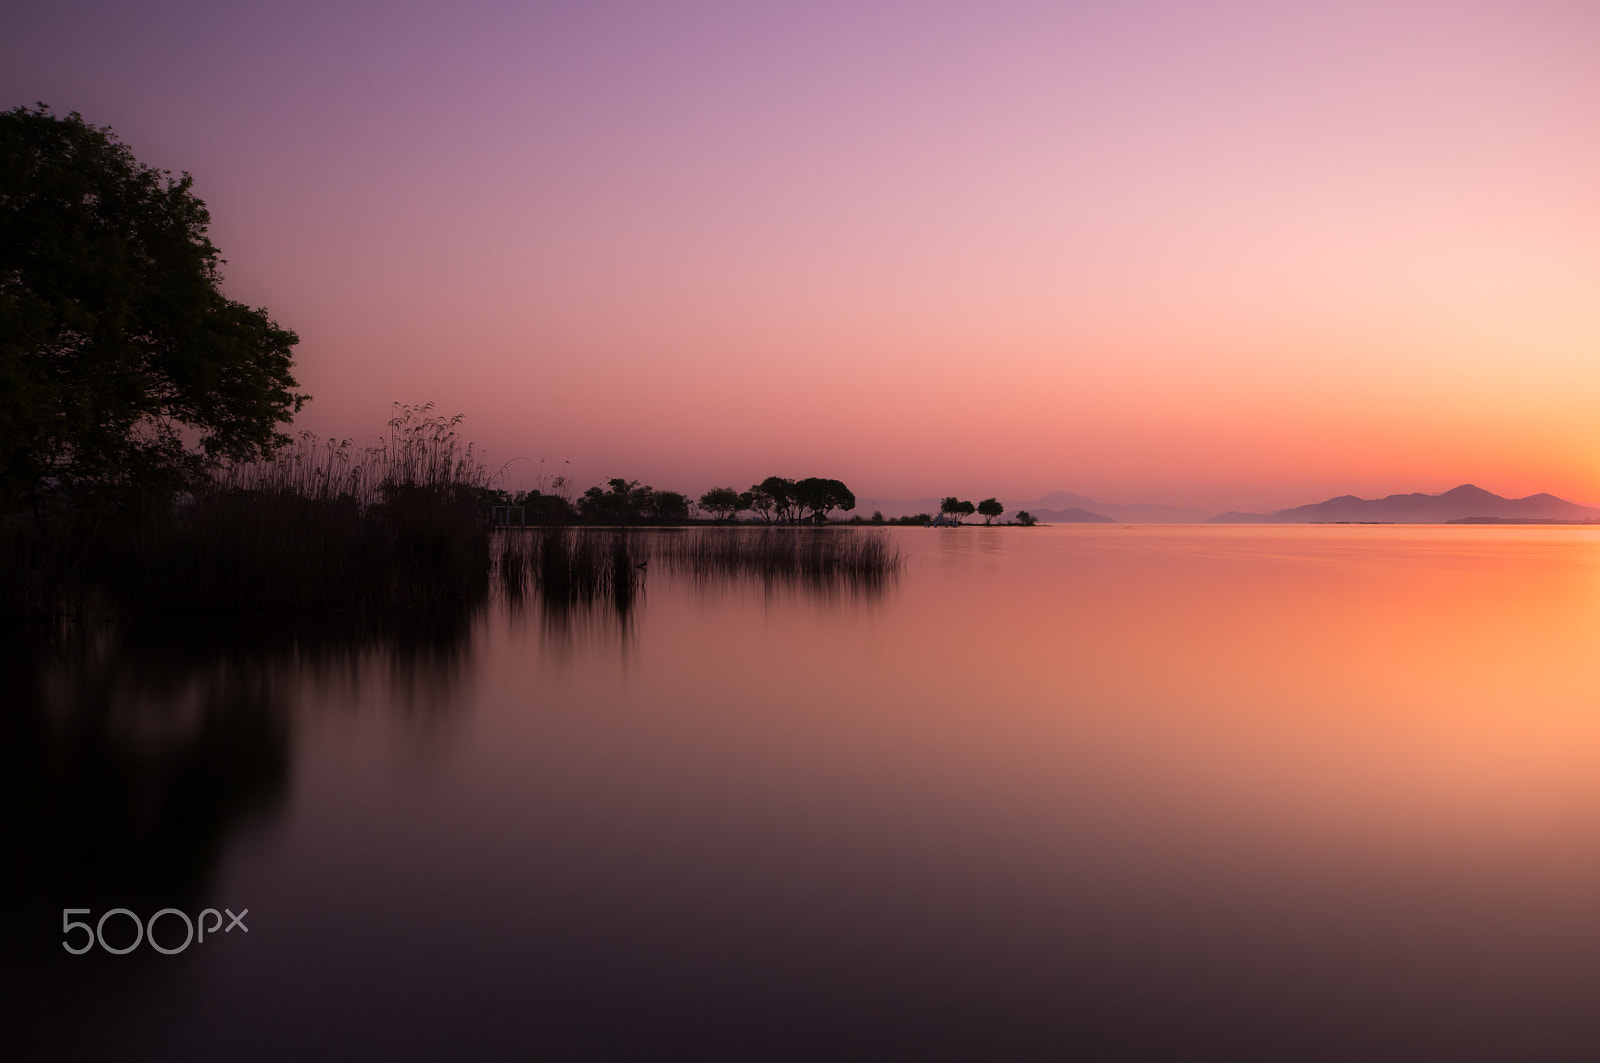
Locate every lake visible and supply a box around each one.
[8,524,1600,1060]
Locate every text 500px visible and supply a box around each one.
[62,908,248,954]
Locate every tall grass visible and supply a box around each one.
[4,406,905,622]
[3,404,495,620]
[494,527,644,618]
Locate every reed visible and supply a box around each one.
[3,405,494,620]
[508,527,643,607]
[5,404,904,622]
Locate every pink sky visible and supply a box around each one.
[7,0,1599,512]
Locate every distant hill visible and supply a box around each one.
[1209,484,1600,524]
[1025,507,1116,523]
[1024,490,1102,511]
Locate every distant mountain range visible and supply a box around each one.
[1209,484,1600,524]
[1021,507,1114,523]
[857,483,1598,524]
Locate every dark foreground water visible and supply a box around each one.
[7,525,1600,1061]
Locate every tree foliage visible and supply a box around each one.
[749,476,796,523]
[571,474,855,525]
[1,105,306,512]
[652,490,690,522]
[977,498,1004,524]
[516,489,578,525]
[939,497,976,523]
[792,477,855,524]
[698,486,744,521]
[576,478,689,524]
[740,475,857,523]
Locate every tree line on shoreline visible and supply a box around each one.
[481,479,1039,527]
[2,107,1039,536]
[480,475,858,526]
[0,107,1012,620]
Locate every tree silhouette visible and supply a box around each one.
[750,476,796,523]
[793,477,856,524]
[1,105,305,513]
[698,486,742,521]
[579,479,688,523]
[940,497,975,524]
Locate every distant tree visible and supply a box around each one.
[478,487,513,507]
[940,497,975,524]
[514,488,577,525]
[746,483,778,523]
[748,476,796,523]
[1,105,305,513]
[792,477,856,524]
[1015,510,1037,526]
[870,510,885,524]
[578,480,692,523]
[698,486,742,521]
[977,498,1004,524]
[648,490,690,523]
[760,476,798,522]
[736,490,754,521]
[577,478,649,523]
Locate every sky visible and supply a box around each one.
[7,0,1599,512]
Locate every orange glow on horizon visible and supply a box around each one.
[11,0,1597,511]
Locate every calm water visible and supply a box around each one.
[8,525,1600,1060]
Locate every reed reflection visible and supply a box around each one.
[494,526,901,658]
[0,605,480,1056]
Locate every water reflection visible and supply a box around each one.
[1,606,480,1058]
[505,579,642,664]
[2,540,890,1049]
[11,526,1600,1060]
[495,527,900,665]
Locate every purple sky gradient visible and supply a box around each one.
[7,1,1599,510]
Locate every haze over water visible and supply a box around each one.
[13,525,1600,1059]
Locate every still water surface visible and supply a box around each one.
[9,525,1600,1060]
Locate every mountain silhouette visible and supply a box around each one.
[1026,490,1102,510]
[1209,484,1599,523]
[1024,507,1115,523]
